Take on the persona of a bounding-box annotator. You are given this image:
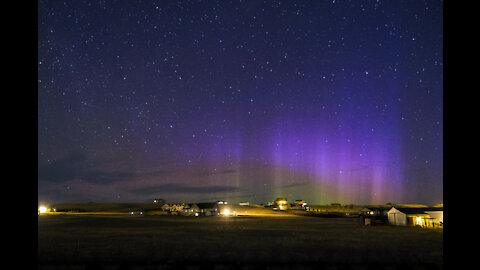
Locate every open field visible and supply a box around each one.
[38,213,442,270]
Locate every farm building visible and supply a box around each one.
[359,207,390,217]
[197,202,218,216]
[274,197,288,210]
[294,199,306,205]
[183,203,200,215]
[306,205,329,213]
[359,207,390,225]
[291,200,308,209]
[387,207,443,228]
[161,201,225,216]
[306,205,345,213]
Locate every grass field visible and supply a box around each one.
[38,213,442,270]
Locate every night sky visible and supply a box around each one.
[38,0,443,205]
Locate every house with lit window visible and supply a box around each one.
[274,197,288,210]
[387,207,443,228]
[359,207,391,225]
[183,203,200,215]
[289,200,308,210]
[360,207,391,217]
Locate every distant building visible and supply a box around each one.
[359,207,390,217]
[290,200,308,210]
[387,207,443,228]
[183,203,200,215]
[294,200,306,205]
[274,197,288,210]
[197,202,219,216]
[358,207,391,225]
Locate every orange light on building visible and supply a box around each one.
[416,216,422,225]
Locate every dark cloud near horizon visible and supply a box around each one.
[38,149,239,187]
[191,169,237,177]
[131,184,239,196]
[38,150,135,184]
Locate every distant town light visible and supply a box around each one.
[223,209,230,215]
[39,206,47,213]
[195,213,199,217]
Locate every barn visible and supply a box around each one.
[360,207,390,216]
[183,203,200,215]
[387,207,443,228]
[197,202,219,216]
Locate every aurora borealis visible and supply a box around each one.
[38,0,443,205]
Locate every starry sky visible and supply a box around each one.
[38,0,443,205]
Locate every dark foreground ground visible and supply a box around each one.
[38,214,442,270]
